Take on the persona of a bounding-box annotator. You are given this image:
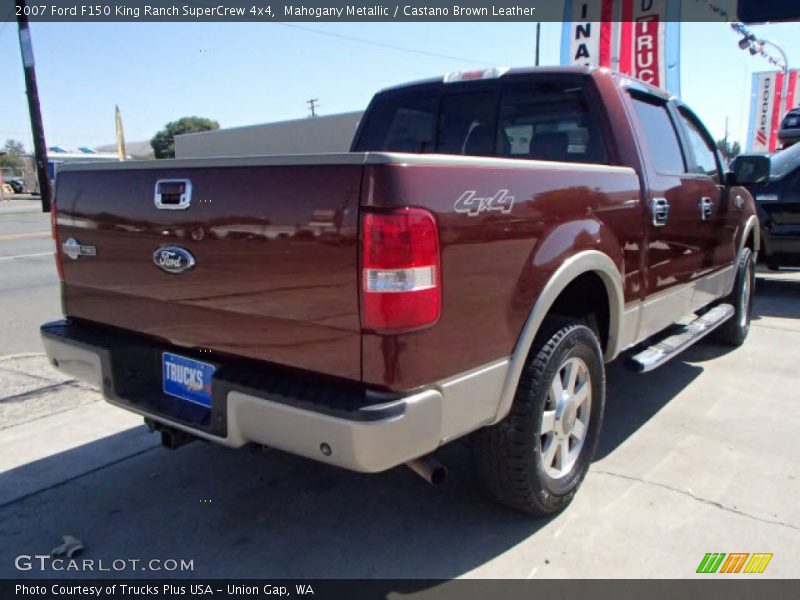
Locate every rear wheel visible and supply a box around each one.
[472,317,605,515]
[715,247,755,346]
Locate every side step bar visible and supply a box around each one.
[627,304,735,373]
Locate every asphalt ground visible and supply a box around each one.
[0,198,798,579]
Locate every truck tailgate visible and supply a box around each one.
[54,157,363,381]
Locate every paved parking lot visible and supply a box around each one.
[0,204,798,579]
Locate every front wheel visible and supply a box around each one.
[472,317,605,516]
[714,247,755,346]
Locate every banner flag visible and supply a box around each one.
[115,105,127,161]
[746,70,799,153]
[560,0,615,68]
[561,0,681,96]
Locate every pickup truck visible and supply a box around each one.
[738,142,800,269]
[42,66,765,515]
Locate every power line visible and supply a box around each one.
[272,23,495,66]
[181,0,494,65]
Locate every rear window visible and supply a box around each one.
[353,77,611,165]
[355,93,437,153]
[498,82,608,163]
[438,92,497,156]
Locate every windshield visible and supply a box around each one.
[770,142,800,180]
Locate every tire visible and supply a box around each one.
[714,247,755,346]
[472,317,606,516]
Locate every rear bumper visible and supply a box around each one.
[41,320,508,473]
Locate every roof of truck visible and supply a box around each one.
[376,66,595,93]
[376,66,674,101]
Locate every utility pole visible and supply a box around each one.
[534,23,541,66]
[306,98,319,118]
[16,0,52,212]
[724,115,729,147]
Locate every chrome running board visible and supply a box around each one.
[627,304,735,373]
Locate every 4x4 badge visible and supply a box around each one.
[454,190,515,217]
[62,238,97,260]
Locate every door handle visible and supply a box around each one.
[652,197,669,227]
[700,197,713,221]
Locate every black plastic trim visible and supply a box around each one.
[41,320,407,440]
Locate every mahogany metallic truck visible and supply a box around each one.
[41,67,766,515]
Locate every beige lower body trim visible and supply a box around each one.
[622,265,735,350]
[226,389,444,472]
[436,358,510,444]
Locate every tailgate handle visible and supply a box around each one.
[155,179,192,210]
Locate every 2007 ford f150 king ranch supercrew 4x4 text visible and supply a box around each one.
[41,67,766,515]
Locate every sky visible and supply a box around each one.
[1,18,799,152]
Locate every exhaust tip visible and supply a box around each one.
[429,465,447,485]
[406,455,447,485]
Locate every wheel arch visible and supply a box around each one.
[722,215,760,296]
[491,250,624,425]
[741,214,760,254]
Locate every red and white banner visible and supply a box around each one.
[619,0,669,89]
[746,70,799,153]
[787,70,800,113]
[562,0,615,68]
[561,0,681,95]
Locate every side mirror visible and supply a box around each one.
[728,154,771,186]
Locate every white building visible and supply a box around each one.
[174,112,363,159]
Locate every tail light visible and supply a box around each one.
[361,208,441,333]
[51,197,64,281]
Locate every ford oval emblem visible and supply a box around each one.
[153,246,196,274]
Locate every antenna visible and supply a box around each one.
[306,98,319,118]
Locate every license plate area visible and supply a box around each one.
[162,352,216,408]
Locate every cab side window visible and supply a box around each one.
[630,95,686,174]
[679,108,722,184]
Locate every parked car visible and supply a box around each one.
[5,177,25,194]
[41,66,761,515]
[735,142,800,269]
[778,107,800,149]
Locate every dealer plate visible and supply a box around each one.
[162,352,216,407]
